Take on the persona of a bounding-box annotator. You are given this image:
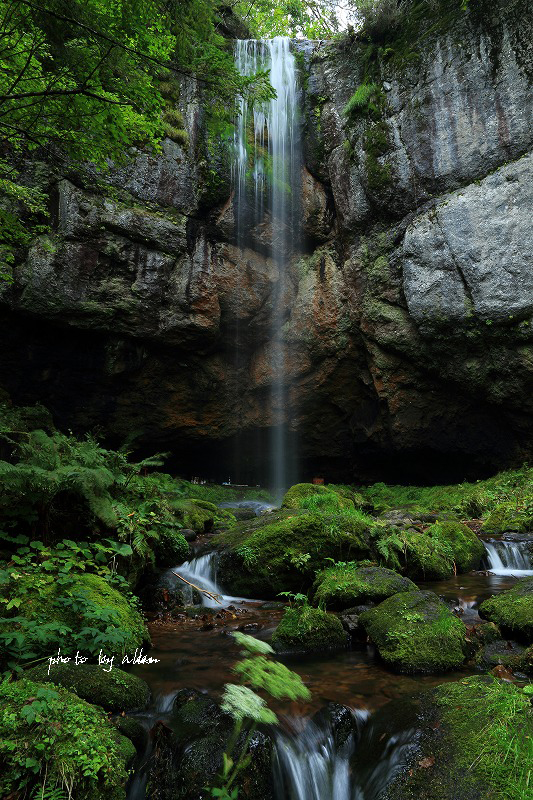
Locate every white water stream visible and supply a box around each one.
[483,539,533,576]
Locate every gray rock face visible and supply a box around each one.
[402,153,533,325]
[1,0,532,482]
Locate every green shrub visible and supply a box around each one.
[0,678,135,799]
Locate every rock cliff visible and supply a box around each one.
[0,0,531,483]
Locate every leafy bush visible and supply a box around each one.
[0,678,134,800]
[0,537,147,675]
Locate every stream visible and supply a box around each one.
[126,525,532,799]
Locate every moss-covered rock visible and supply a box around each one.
[397,531,455,580]
[281,483,354,511]
[505,643,533,674]
[479,576,533,641]
[482,502,533,534]
[215,511,372,597]
[426,521,485,572]
[360,591,467,673]
[12,572,149,657]
[170,498,216,532]
[271,605,348,653]
[384,676,533,800]
[0,678,135,800]
[313,565,417,610]
[24,663,150,712]
[155,528,190,566]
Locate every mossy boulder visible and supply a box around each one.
[11,572,149,657]
[384,677,533,800]
[281,483,354,511]
[170,498,216,532]
[482,502,533,534]
[360,591,467,673]
[426,521,485,572]
[155,528,190,566]
[479,576,533,642]
[24,663,150,712]
[397,531,455,580]
[0,678,135,800]
[313,565,417,610]
[215,511,372,597]
[271,605,348,653]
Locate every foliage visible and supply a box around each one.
[425,520,485,572]
[360,464,533,522]
[282,482,354,510]
[0,537,147,675]
[0,677,135,800]
[234,0,342,38]
[0,0,274,275]
[209,632,309,798]
[435,676,533,800]
[342,82,382,117]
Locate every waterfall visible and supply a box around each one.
[166,552,251,607]
[273,710,417,800]
[233,38,301,498]
[483,539,533,576]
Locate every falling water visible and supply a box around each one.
[483,539,533,576]
[164,552,251,607]
[273,710,417,800]
[233,38,301,498]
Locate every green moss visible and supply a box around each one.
[155,528,190,566]
[434,677,533,800]
[215,510,373,597]
[426,521,485,572]
[313,565,417,610]
[396,530,455,580]
[480,577,533,642]
[0,678,135,799]
[24,663,150,712]
[360,590,467,673]
[365,153,392,192]
[272,606,348,653]
[282,483,354,510]
[170,498,216,532]
[13,572,149,657]
[482,502,533,534]
[360,465,533,519]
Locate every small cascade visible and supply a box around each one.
[165,552,251,608]
[273,710,417,800]
[483,539,533,576]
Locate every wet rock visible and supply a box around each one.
[479,576,533,642]
[314,565,418,610]
[360,591,467,673]
[272,605,349,653]
[24,663,150,713]
[181,528,198,541]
